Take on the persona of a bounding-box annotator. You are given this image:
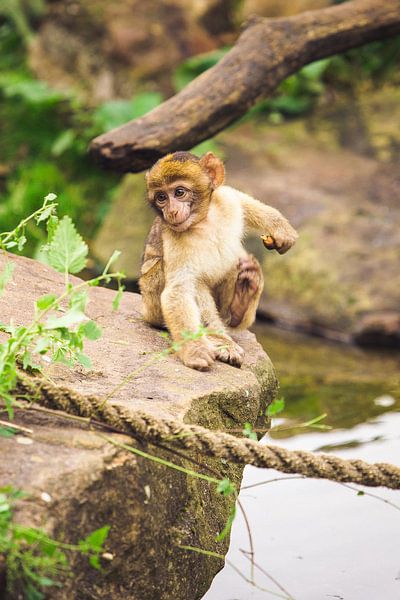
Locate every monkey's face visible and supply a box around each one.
[149,179,208,232]
[146,151,225,232]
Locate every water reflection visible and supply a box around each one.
[203,324,400,600]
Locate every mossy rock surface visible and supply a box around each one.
[0,252,277,599]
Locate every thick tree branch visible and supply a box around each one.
[90,0,400,172]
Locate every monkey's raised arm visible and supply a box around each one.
[227,187,298,255]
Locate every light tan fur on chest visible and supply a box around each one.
[163,187,244,287]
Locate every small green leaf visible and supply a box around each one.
[80,320,102,340]
[36,293,57,311]
[46,309,86,329]
[266,397,285,417]
[301,58,331,80]
[81,525,110,551]
[112,287,124,311]
[44,193,57,202]
[47,216,88,274]
[17,235,27,251]
[357,490,365,496]
[242,422,258,441]
[0,425,15,438]
[0,500,11,511]
[22,350,39,370]
[88,554,101,569]
[46,214,59,243]
[69,291,88,312]
[0,262,14,297]
[215,505,236,542]
[38,576,58,587]
[77,353,92,369]
[35,337,50,354]
[35,206,54,224]
[216,478,235,497]
[302,413,332,430]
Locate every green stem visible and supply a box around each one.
[100,434,221,485]
[12,525,83,553]
[178,545,225,559]
[7,271,122,361]
[0,202,57,247]
[101,351,169,404]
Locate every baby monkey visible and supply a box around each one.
[140,151,298,371]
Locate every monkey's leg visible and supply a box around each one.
[218,255,264,331]
[161,281,216,371]
[198,285,245,368]
[139,259,165,327]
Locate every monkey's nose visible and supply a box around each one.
[169,209,180,220]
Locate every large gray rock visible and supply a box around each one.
[0,253,277,599]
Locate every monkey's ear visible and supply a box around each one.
[199,152,225,188]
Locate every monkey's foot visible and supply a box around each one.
[179,339,216,371]
[229,256,262,328]
[213,339,245,368]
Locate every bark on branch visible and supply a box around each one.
[90,0,400,172]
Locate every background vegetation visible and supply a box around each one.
[0,9,399,258]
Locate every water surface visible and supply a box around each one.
[203,325,400,600]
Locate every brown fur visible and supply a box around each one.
[139,152,298,371]
[147,154,210,194]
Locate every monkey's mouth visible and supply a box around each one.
[168,217,191,231]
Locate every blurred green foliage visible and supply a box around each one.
[0,12,399,259]
[0,0,45,43]
[0,24,164,256]
[173,47,231,91]
[173,36,400,121]
[92,92,163,132]
[326,37,400,85]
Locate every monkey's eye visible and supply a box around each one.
[174,187,187,198]
[155,192,168,205]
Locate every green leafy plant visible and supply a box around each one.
[0,486,109,599]
[0,24,158,250]
[0,195,124,418]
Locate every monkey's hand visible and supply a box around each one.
[261,223,298,255]
[179,338,216,371]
